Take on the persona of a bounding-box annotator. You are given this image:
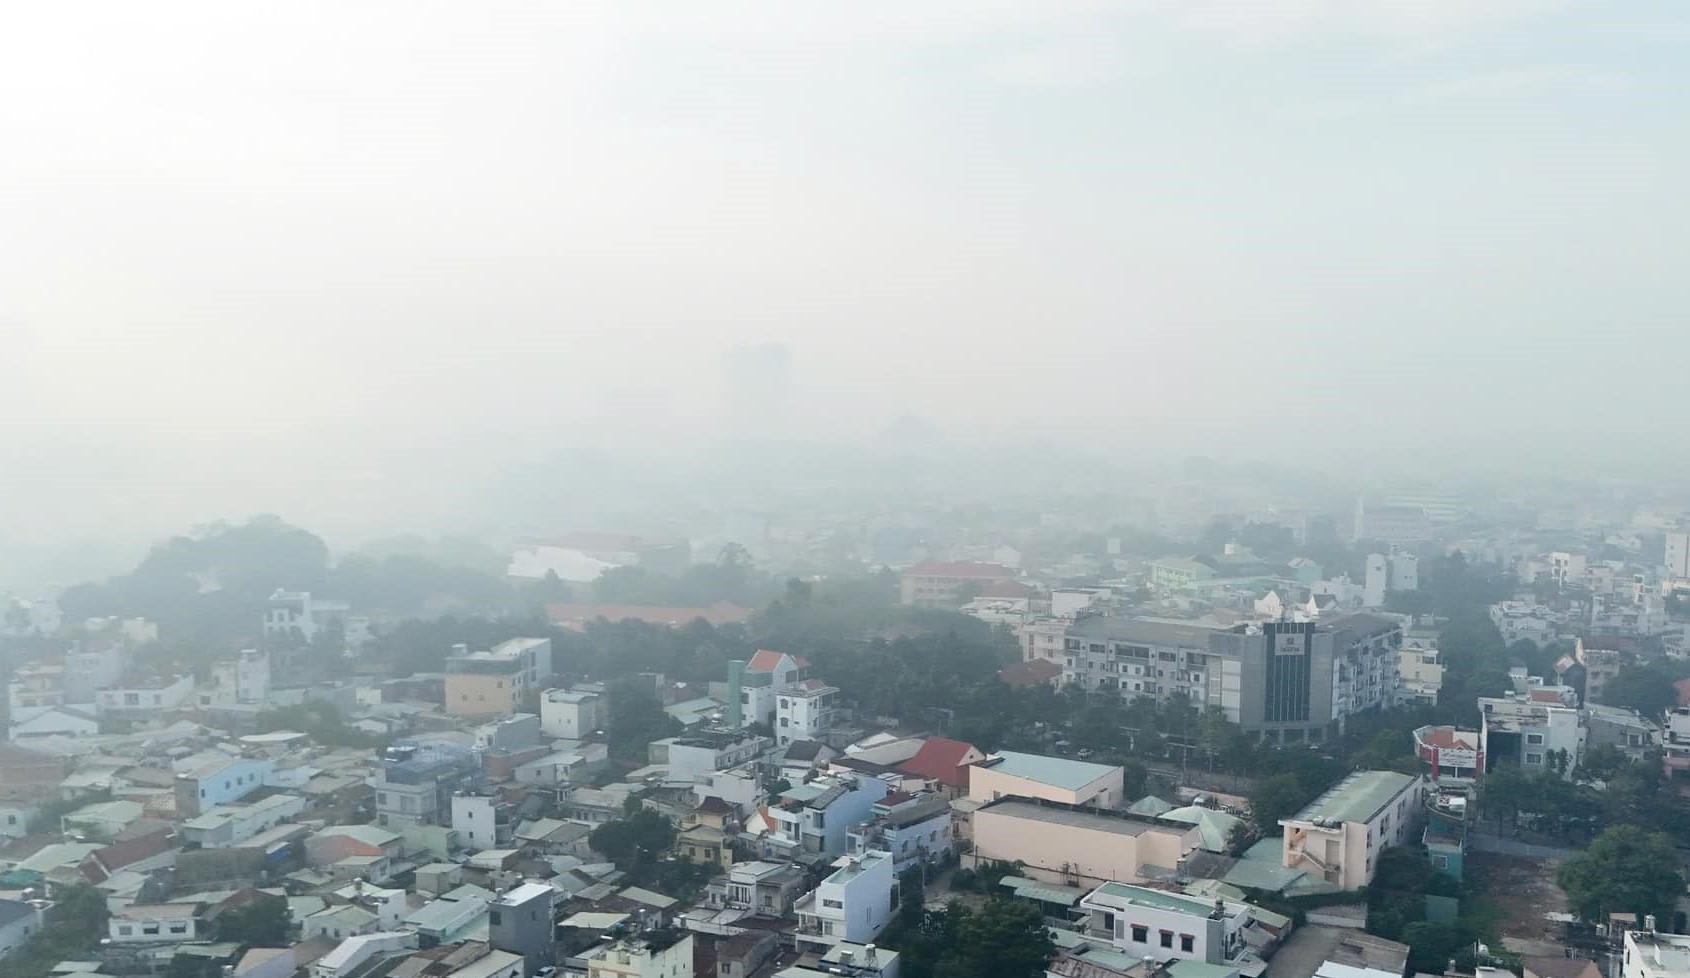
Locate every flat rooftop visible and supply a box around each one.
[1087,881,1217,917]
[1066,616,1218,648]
[975,751,1119,791]
[978,799,1183,838]
[1290,771,1418,827]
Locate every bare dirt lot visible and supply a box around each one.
[1467,850,1571,951]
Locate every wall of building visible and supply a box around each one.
[971,807,1193,889]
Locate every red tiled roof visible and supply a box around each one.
[977,579,1036,599]
[746,650,810,672]
[81,827,178,883]
[997,659,1062,688]
[902,561,1017,579]
[1529,689,1567,703]
[547,602,751,629]
[897,737,982,789]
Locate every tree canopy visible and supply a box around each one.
[1558,825,1684,923]
[1600,665,1678,719]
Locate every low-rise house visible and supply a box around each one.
[585,929,693,978]
[747,772,891,860]
[95,674,195,718]
[716,930,779,978]
[1078,882,1255,965]
[405,884,494,945]
[539,689,603,740]
[1479,689,1586,777]
[0,898,45,959]
[451,792,517,853]
[847,794,953,875]
[652,731,766,784]
[894,737,984,799]
[6,704,99,741]
[174,750,277,818]
[302,904,380,943]
[563,785,637,827]
[108,901,206,944]
[1281,770,1425,890]
[313,931,418,978]
[966,751,1123,809]
[776,680,839,747]
[514,818,592,856]
[1586,704,1660,760]
[675,797,736,871]
[513,746,608,787]
[181,793,307,848]
[305,825,404,881]
[796,850,896,951]
[61,799,144,842]
[706,860,809,918]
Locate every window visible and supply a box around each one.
[490,910,502,926]
[1526,734,1545,745]
[119,925,134,936]
[1131,925,1148,943]
[1525,753,1543,765]
[823,899,844,909]
[1160,931,1173,949]
[1181,935,1195,953]
[169,923,188,935]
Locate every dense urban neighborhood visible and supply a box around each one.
[4,488,1690,978]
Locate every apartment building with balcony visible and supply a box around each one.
[1479,687,1586,777]
[795,850,896,951]
[705,859,809,918]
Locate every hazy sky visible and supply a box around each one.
[2,1,1687,569]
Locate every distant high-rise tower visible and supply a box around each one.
[1364,553,1389,608]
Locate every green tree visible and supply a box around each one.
[215,893,291,946]
[589,808,677,885]
[7,884,109,978]
[952,898,1055,978]
[1249,773,1314,834]
[1480,764,1530,829]
[1600,666,1677,719]
[606,678,683,762]
[1558,825,1684,923]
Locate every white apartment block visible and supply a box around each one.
[539,689,602,740]
[264,590,351,644]
[1624,924,1690,978]
[777,680,838,747]
[796,850,895,951]
[1479,689,1586,777]
[95,674,195,717]
[1281,770,1425,890]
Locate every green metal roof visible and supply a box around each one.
[1290,771,1419,826]
[1091,881,1214,916]
[999,875,1088,907]
[981,751,1118,791]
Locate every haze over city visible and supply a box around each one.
[3,2,1688,572]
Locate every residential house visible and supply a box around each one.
[652,731,766,784]
[777,681,838,748]
[513,744,607,787]
[450,792,516,854]
[749,772,890,860]
[405,884,494,945]
[181,793,306,848]
[94,674,195,718]
[0,899,44,959]
[1620,926,1690,978]
[264,591,351,644]
[675,798,736,871]
[371,741,482,829]
[443,639,553,719]
[1078,882,1253,966]
[174,751,277,818]
[846,794,953,875]
[895,738,984,799]
[1479,687,1587,776]
[740,650,809,727]
[108,901,206,944]
[1280,770,1426,889]
[303,904,380,944]
[795,850,896,951]
[707,859,809,918]
[585,929,693,978]
[539,689,603,740]
[488,882,557,975]
[312,931,418,978]
[305,825,404,881]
